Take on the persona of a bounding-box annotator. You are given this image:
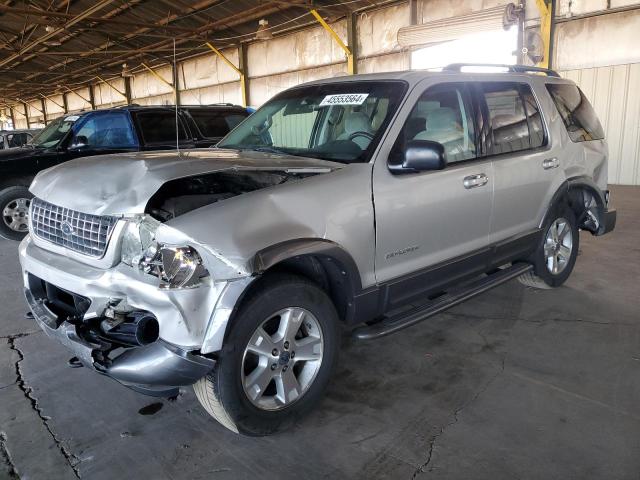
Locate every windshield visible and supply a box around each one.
[30,115,78,148]
[219,81,407,163]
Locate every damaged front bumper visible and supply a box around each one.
[25,287,214,396]
[19,236,250,396]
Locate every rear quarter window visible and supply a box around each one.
[546,84,604,142]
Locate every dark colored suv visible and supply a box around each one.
[0,104,249,240]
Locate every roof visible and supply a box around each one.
[44,103,248,119]
[0,0,383,105]
[300,65,570,87]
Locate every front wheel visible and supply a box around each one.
[0,186,32,241]
[194,274,340,436]
[518,203,579,289]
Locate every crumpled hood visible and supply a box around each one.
[30,148,343,215]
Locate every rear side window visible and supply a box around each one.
[482,83,533,155]
[546,84,604,142]
[136,111,188,145]
[188,110,248,139]
[521,87,545,148]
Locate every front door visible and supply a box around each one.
[64,110,139,161]
[372,81,493,308]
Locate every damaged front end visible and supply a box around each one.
[20,151,341,396]
[20,211,252,396]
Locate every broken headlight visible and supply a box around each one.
[120,216,161,267]
[121,217,209,289]
[142,245,210,290]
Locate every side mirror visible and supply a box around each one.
[70,135,88,149]
[388,140,447,174]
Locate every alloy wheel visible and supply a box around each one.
[544,217,573,275]
[241,307,324,411]
[2,197,30,232]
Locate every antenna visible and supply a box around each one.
[174,38,180,155]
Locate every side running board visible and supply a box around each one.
[352,263,533,341]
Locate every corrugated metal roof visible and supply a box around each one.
[0,0,381,104]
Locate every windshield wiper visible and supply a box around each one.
[248,146,290,155]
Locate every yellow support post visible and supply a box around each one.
[205,42,247,107]
[536,0,552,68]
[310,9,354,75]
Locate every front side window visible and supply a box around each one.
[71,111,138,149]
[546,83,604,142]
[136,111,188,145]
[219,81,407,163]
[187,109,248,139]
[392,83,477,164]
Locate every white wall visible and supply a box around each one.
[554,6,640,184]
[357,4,409,73]
[554,9,640,70]
[95,78,127,107]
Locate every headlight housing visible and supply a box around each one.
[159,246,209,289]
[142,246,210,290]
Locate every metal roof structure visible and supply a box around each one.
[0,0,381,105]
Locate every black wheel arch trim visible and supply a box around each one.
[251,238,373,324]
[542,176,613,235]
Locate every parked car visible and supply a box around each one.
[0,104,249,240]
[20,65,616,435]
[0,129,40,149]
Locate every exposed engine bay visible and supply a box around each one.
[145,170,309,221]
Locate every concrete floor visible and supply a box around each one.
[1,186,639,480]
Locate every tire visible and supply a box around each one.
[194,274,340,436]
[0,186,33,241]
[518,202,579,289]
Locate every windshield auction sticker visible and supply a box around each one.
[319,93,369,107]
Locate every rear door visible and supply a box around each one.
[478,81,560,254]
[372,80,494,306]
[133,110,195,150]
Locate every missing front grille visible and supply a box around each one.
[27,273,91,321]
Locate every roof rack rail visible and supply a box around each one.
[443,63,560,77]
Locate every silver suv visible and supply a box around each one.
[19,65,616,435]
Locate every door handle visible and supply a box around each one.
[463,173,488,189]
[542,157,559,169]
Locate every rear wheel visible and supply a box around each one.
[194,274,340,436]
[518,203,579,289]
[0,186,32,241]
